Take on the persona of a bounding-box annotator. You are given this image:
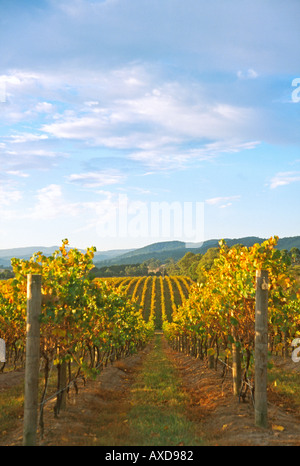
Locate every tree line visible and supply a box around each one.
[2,246,299,281]
[0,267,14,279]
[91,258,164,278]
[167,246,300,282]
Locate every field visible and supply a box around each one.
[1,239,300,446]
[98,275,194,329]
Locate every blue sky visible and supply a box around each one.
[0,0,299,251]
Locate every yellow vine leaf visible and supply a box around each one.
[272,425,285,432]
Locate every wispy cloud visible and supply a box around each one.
[67,170,125,188]
[26,184,80,220]
[206,195,241,209]
[36,68,261,170]
[35,102,54,113]
[270,171,300,189]
[6,170,29,178]
[0,183,23,220]
[237,68,259,79]
[0,186,22,207]
[8,133,49,144]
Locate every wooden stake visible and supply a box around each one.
[254,270,269,428]
[231,336,242,396]
[23,274,41,446]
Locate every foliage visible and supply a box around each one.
[166,247,220,282]
[168,243,300,284]
[0,268,14,279]
[0,240,154,371]
[91,262,149,278]
[103,275,194,330]
[163,237,300,369]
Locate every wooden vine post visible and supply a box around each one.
[231,326,242,396]
[23,274,42,446]
[254,270,269,428]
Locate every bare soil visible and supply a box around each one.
[1,337,300,447]
[164,340,300,446]
[0,368,24,391]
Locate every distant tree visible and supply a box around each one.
[138,263,149,275]
[188,259,201,281]
[0,268,14,279]
[290,247,300,264]
[280,249,291,266]
[165,258,180,276]
[177,252,202,279]
[146,258,161,269]
[196,247,219,283]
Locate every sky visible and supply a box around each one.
[0,0,300,251]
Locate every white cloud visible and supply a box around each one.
[115,89,256,141]
[201,140,260,155]
[35,102,54,113]
[129,140,260,170]
[30,184,64,219]
[8,133,48,144]
[84,101,100,107]
[129,147,211,170]
[43,116,104,141]
[0,146,65,175]
[27,184,79,220]
[270,171,300,189]
[237,68,259,79]
[40,71,259,163]
[0,183,22,220]
[18,184,119,226]
[67,170,124,188]
[0,65,263,179]
[206,195,241,209]
[6,170,29,178]
[0,65,265,174]
[0,186,22,207]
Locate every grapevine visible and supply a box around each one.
[149,275,157,325]
[0,240,154,430]
[163,237,300,397]
[132,276,145,304]
[140,276,151,311]
[103,275,191,329]
[159,276,167,323]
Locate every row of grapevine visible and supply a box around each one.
[0,241,155,432]
[163,237,300,397]
[102,275,193,329]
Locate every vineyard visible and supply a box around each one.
[0,240,155,443]
[163,236,300,425]
[97,275,194,330]
[163,237,300,359]
[0,236,300,446]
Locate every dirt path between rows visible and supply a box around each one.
[1,335,300,446]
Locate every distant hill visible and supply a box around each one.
[94,236,300,267]
[277,236,300,250]
[0,245,60,267]
[1,236,299,269]
[0,245,133,268]
[94,241,187,266]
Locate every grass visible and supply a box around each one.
[126,333,203,446]
[0,383,24,438]
[268,365,300,410]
